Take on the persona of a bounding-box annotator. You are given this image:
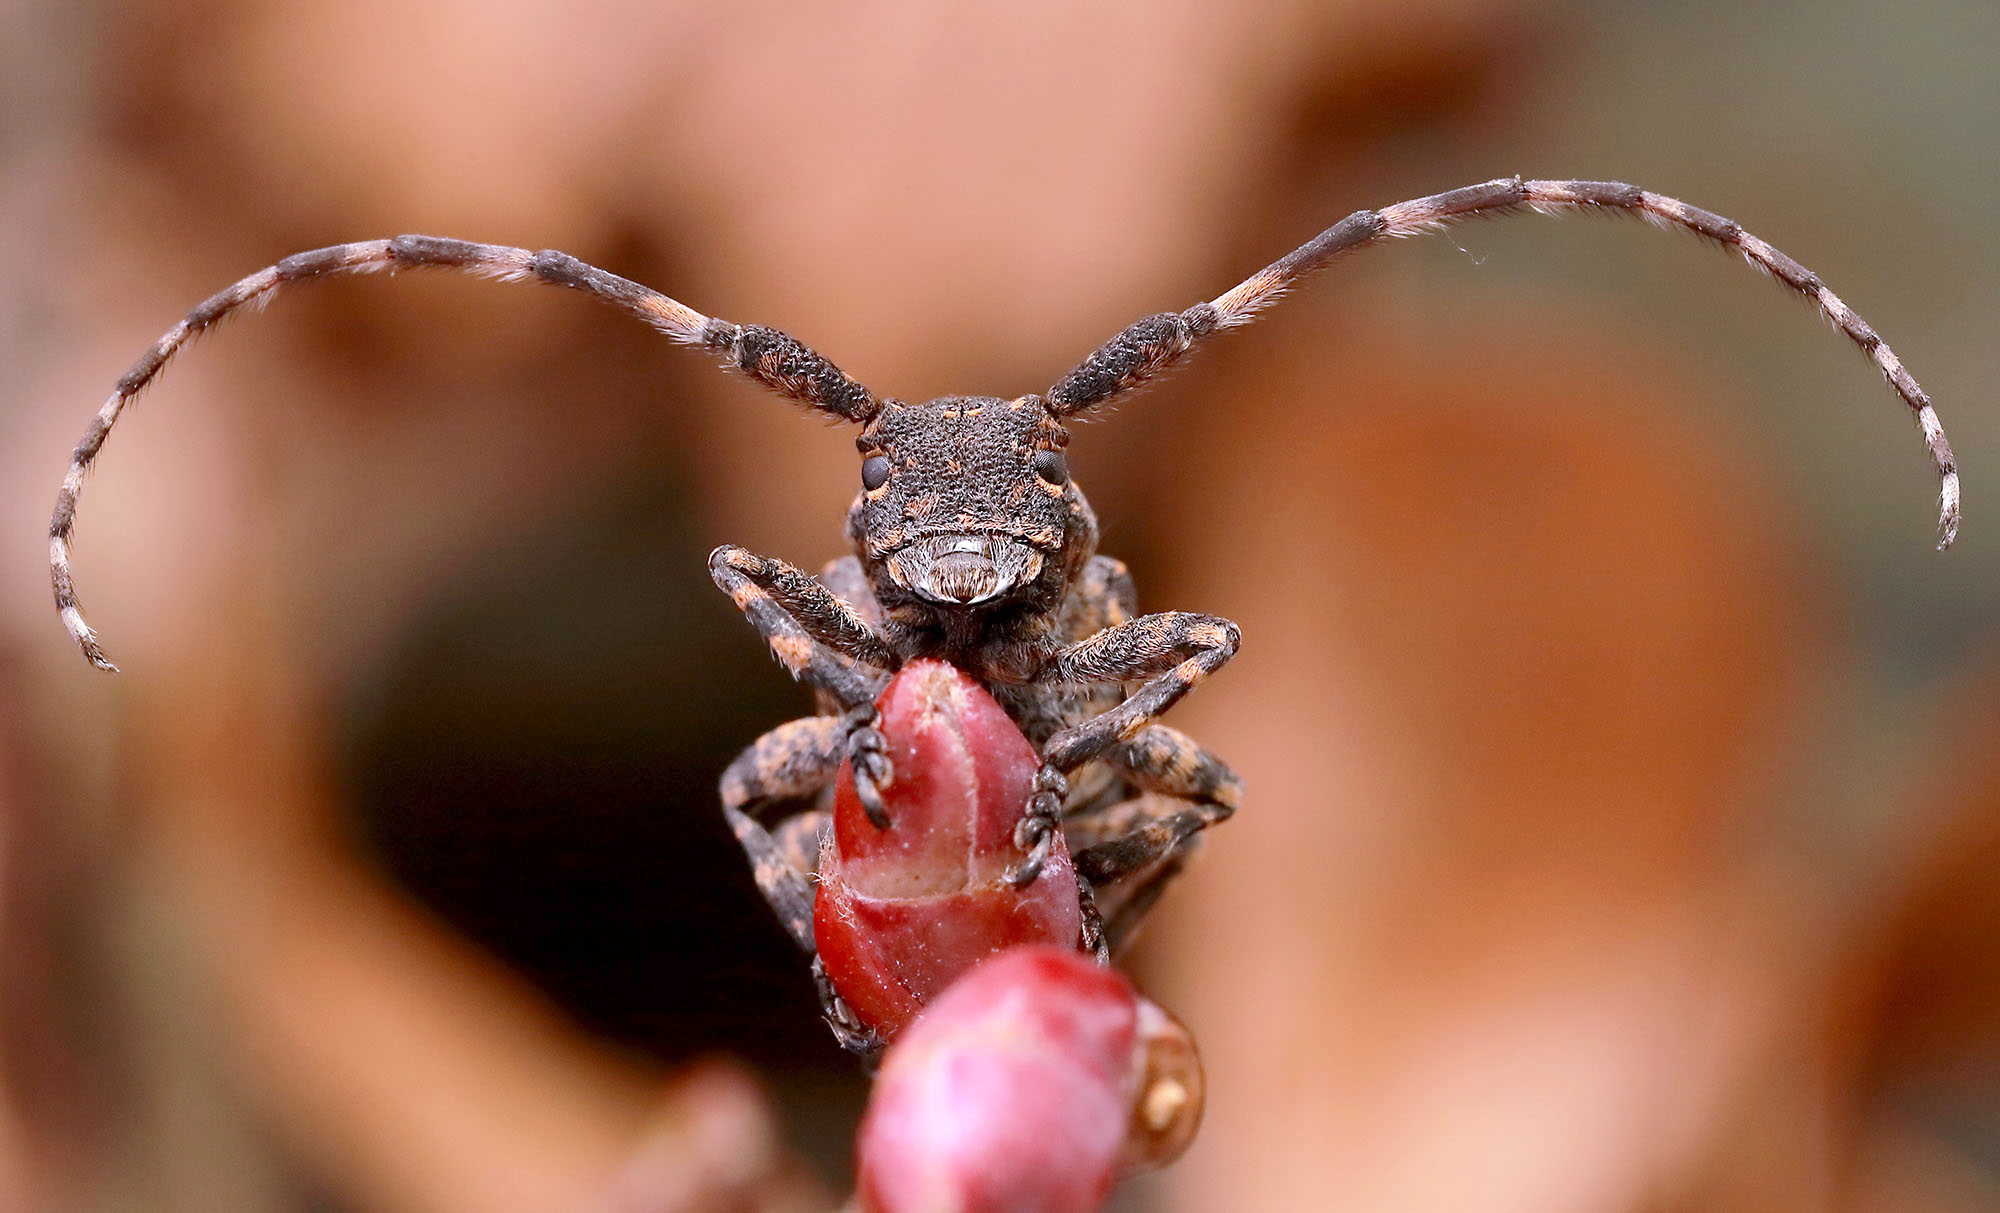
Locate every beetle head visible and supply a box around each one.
[847,395,1092,610]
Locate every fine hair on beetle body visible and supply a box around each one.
[51,178,1961,1051]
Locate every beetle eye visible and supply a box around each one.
[1032,449,1069,486]
[861,455,892,490]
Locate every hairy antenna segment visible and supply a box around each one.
[51,236,876,670]
[1048,177,1959,549]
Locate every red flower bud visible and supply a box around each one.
[814,661,1082,1039]
[855,946,1204,1213]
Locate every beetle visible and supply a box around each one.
[51,178,1961,1033]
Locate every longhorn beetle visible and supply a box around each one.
[51,179,1962,1040]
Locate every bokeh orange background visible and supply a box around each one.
[2,1,1996,1210]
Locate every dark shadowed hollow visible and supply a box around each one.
[2,0,1997,1209]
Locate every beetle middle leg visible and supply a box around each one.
[1065,796,1194,954]
[1063,724,1243,949]
[718,714,852,952]
[720,713,892,1055]
[1010,611,1242,884]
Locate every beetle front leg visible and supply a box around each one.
[1009,611,1241,885]
[709,544,895,708]
[710,545,899,823]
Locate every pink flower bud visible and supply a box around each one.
[855,946,1204,1213]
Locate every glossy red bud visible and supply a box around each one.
[814,660,1082,1039]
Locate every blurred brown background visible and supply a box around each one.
[3,0,1997,1210]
